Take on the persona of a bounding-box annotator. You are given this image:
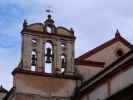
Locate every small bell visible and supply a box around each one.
[61,59,65,68]
[31,55,37,66]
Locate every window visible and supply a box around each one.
[44,41,53,73]
[31,49,37,71]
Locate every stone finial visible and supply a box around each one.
[48,14,52,19]
[115,29,121,38]
[44,14,54,24]
[23,19,28,28]
[70,28,74,33]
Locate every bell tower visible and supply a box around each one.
[21,15,75,75]
[11,15,79,100]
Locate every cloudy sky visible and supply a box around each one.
[0,0,133,90]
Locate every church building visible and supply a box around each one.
[2,15,133,100]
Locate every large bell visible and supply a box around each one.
[31,60,36,66]
[46,56,52,63]
[45,48,53,63]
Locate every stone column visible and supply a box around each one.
[52,40,59,73]
[55,40,61,73]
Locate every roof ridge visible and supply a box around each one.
[76,35,132,61]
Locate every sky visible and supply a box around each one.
[0,0,133,90]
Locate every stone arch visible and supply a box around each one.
[31,49,37,71]
[60,53,67,73]
[44,40,54,73]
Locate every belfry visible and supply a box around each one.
[5,15,79,100]
[21,15,75,74]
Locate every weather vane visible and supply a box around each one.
[45,5,54,14]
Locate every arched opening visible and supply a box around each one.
[31,49,37,71]
[32,39,37,44]
[61,42,66,48]
[44,41,53,73]
[60,40,67,51]
[61,54,66,73]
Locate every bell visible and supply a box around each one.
[31,55,37,66]
[31,60,36,66]
[61,59,65,68]
[45,48,53,63]
[46,57,52,63]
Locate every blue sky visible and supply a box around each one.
[0,0,133,90]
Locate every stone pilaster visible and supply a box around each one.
[22,34,32,70]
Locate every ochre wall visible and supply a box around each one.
[82,65,133,100]
[76,41,130,82]
[0,93,7,100]
[14,73,76,99]
[86,41,130,66]
[76,65,103,81]
[16,93,70,100]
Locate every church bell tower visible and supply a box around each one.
[11,15,79,100]
[21,15,75,75]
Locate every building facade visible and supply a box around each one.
[3,15,133,100]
